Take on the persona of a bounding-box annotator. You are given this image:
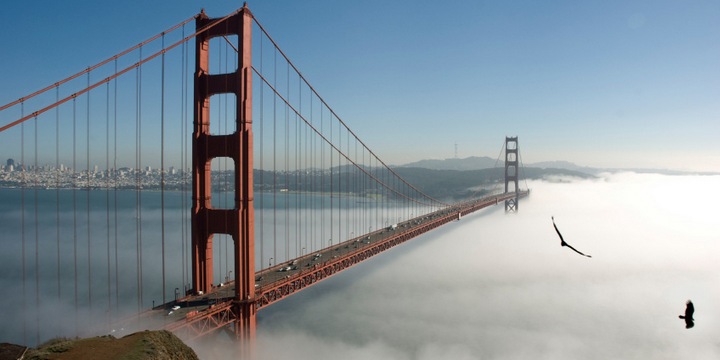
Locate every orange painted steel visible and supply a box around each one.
[505,136,519,212]
[169,191,528,340]
[191,3,256,344]
[182,4,528,344]
[165,300,237,341]
[254,192,527,309]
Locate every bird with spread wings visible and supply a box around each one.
[552,216,592,258]
[679,300,695,329]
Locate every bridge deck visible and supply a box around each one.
[120,191,528,340]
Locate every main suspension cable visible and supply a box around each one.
[1,8,243,133]
[0,15,198,113]
[252,67,442,208]
[250,17,445,208]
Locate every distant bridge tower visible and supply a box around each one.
[504,136,519,212]
[191,4,256,345]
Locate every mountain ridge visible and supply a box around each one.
[398,156,718,176]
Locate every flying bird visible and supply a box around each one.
[551,216,591,258]
[679,300,694,329]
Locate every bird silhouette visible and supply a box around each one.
[679,300,694,329]
[551,216,591,258]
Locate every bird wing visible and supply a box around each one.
[563,242,592,258]
[552,217,591,258]
[552,218,565,244]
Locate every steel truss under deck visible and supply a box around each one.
[167,192,527,339]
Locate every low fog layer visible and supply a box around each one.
[194,172,720,359]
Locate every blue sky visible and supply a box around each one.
[1,1,718,171]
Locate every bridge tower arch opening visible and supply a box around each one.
[191,4,255,343]
[504,136,519,212]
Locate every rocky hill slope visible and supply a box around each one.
[17,330,197,360]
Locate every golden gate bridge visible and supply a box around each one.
[0,4,528,352]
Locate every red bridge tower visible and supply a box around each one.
[504,136,519,212]
[191,4,256,342]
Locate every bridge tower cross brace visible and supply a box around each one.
[192,5,256,341]
[504,136,519,212]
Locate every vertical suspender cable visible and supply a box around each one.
[180,25,187,296]
[386,160,390,226]
[296,75,301,257]
[54,88,61,308]
[314,98,318,252]
[348,125,351,239]
[336,115,341,243]
[180,25,187,293]
[20,105,26,345]
[258,33,264,270]
[380,158,384,227]
[361,146,365,236]
[135,50,139,311]
[355,136,358,238]
[293,76,297,257]
[337,116,341,244]
[307,87,312,256]
[348,131,351,239]
[330,112,333,248]
[312,99,316,253]
[72,98,79,335]
[56,88,61,301]
[135,48,142,313]
[34,114,39,345]
[87,70,92,311]
[285,61,289,260]
[161,33,167,305]
[320,106,324,250]
[307,90,312,254]
[272,47,277,266]
[374,157,378,229]
[113,59,119,314]
[105,80,111,327]
[139,47,144,311]
[366,148,369,236]
[185,31,192,293]
[518,148,529,191]
[347,130,350,239]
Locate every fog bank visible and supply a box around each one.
[194,172,720,359]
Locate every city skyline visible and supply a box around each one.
[1,1,718,172]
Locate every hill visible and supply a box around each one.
[399,157,720,176]
[399,156,600,174]
[400,156,498,171]
[393,166,592,200]
[20,330,198,360]
[525,160,598,174]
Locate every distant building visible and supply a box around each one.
[6,159,15,168]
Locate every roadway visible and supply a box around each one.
[118,191,528,339]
